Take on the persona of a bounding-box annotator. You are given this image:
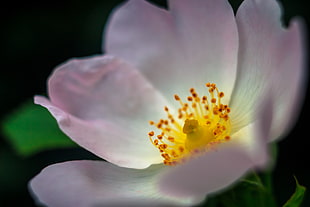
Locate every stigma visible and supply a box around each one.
[148,83,231,166]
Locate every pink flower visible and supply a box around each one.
[29,0,306,206]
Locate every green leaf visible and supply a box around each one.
[204,171,277,207]
[283,177,306,207]
[2,100,76,156]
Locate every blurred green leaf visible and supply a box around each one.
[202,144,280,207]
[2,100,76,156]
[204,171,277,207]
[283,177,306,207]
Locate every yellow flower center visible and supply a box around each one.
[148,83,232,166]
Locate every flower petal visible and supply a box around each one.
[269,19,306,141]
[159,144,253,198]
[29,160,194,207]
[229,0,306,139]
[105,0,238,101]
[158,92,274,198]
[37,55,170,168]
[167,0,239,100]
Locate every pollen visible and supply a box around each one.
[148,83,231,166]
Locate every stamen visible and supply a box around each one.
[148,83,231,166]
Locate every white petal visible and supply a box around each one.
[35,96,163,169]
[158,126,266,198]
[29,160,194,207]
[36,55,172,168]
[230,0,306,140]
[105,0,239,102]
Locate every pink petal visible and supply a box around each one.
[269,19,306,141]
[159,144,253,198]
[29,160,195,207]
[37,55,170,168]
[158,92,274,198]
[105,0,238,101]
[229,0,306,139]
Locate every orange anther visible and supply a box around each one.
[179,146,185,152]
[174,95,180,101]
[168,136,175,142]
[159,144,168,149]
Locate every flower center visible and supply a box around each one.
[148,83,232,166]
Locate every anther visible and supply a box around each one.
[168,136,175,142]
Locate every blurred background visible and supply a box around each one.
[1,0,309,206]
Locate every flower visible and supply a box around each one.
[29,0,306,206]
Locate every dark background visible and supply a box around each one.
[0,0,309,206]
